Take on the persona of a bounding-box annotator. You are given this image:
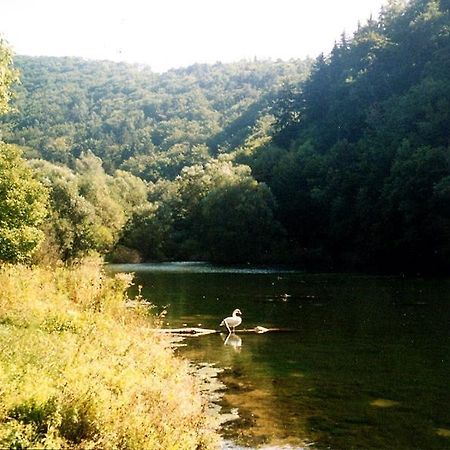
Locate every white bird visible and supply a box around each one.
[220,309,242,333]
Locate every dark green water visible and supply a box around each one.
[108,263,450,450]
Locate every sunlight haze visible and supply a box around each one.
[1,0,387,71]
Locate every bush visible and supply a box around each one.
[0,259,219,449]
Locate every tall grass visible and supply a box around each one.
[0,258,219,449]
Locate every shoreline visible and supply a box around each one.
[0,260,220,449]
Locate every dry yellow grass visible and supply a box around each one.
[0,258,219,449]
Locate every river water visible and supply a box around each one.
[108,263,450,450]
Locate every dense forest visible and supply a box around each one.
[1,56,310,174]
[0,53,311,265]
[257,0,450,272]
[1,0,450,273]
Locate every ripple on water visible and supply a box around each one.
[107,262,300,275]
[436,428,450,438]
[370,398,400,408]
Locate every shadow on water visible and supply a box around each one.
[108,263,450,450]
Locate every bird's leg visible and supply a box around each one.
[225,322,231,334]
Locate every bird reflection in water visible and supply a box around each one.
[222,333,242,351]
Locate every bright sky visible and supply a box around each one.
[0,0,387,72]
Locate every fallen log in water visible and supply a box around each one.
[155,327,217,336]
[154,326,293,336]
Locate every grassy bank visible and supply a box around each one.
[0,259,219,449]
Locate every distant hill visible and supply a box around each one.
[1,56,311,180]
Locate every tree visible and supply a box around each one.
[200,174,282,263]
[0,38,18,114]
[0,40,47,263]
[263,0,450,271]
[30,155,151,261]
[0,143,47,262]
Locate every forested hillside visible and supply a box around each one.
[1,0,450,272]
[0,56,310,264]
[1,57,310,177]
[241,0,450,272]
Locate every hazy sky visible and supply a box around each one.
[1,0,387,72]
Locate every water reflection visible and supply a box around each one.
[108,264,450,450]
[222,333,242,350]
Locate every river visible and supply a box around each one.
[108,262,450,450]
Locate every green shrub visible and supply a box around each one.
[0,259,219,449]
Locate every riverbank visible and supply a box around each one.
[0,258,220,449]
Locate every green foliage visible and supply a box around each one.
[0,40,47,264]
[0,50,311,265]
[255,0,450,272]
[376,143,450,269]
[122,143,211,182]
[0,260,219,448]
[199,169,281,262]
[121,159,284,263]
[0,38,19,114]
[0,143,48,262]
[30,154,149,262]
[2,57,311,179]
